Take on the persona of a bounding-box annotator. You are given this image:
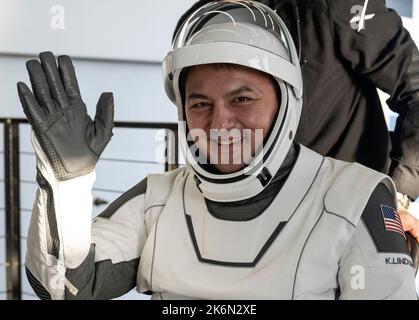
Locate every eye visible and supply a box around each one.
[233,96,252,104]
[189,101,211,110]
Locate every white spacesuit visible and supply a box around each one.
[21,1,416,299]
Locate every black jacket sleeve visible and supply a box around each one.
[329,0,419,198]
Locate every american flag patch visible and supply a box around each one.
[380,205,406,239]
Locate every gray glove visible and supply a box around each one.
[17,51,114,180]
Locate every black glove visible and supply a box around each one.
[17,51,114,180]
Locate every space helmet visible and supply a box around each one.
[163,0,302,202]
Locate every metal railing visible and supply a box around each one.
[0,118,179,300]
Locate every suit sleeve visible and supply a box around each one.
[338,183,417,299]
[329,0,419,198]
[25,132,148,300]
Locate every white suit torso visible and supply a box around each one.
[138,146,413,299]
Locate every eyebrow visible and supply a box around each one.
[187,93,209,100]
[187,86,254,101]
[228,86,253,96]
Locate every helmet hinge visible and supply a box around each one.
[257,167,272,187]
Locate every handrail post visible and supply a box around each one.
[4,119,21,300]
[165,128,179,171]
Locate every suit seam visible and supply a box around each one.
[149,215,160,292]
[324,209,356,228]
[144,204,166,215]
[291,212,324,300]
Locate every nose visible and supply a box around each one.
[210,101,236,131]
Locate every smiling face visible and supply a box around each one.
[184,64,279,174]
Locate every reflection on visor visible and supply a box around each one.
[173,0,290,58]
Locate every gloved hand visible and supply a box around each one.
[17,51,114,181]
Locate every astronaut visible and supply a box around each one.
[17,1,417,299]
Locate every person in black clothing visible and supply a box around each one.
[174,0,419,244]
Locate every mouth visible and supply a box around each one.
[209,136,246,146]
[217,137,242,145]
